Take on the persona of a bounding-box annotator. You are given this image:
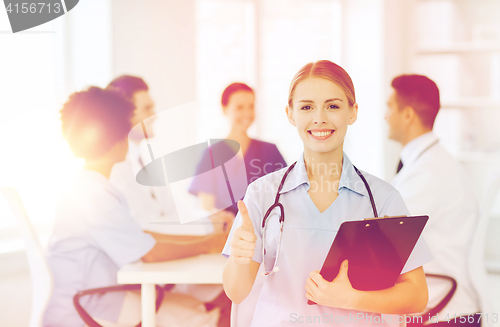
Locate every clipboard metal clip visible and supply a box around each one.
[363,215,408,221]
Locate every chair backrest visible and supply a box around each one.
[0,188,53,327]
[468,173,500,327]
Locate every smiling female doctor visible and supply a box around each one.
[221,60,432,327]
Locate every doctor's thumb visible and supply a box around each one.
[238,201,254,233]
[339,260,349,275]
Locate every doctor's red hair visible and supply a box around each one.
[288,60,356,108]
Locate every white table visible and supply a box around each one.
[117,254,228,327]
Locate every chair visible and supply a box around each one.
[417,274,457,324]
[411,175,500,327]
[410,175,500,327]
[0,188,54,327]
[74,284,165,327]
[468,173,500,327]
[477,173,500,273]
[0,187,165,327]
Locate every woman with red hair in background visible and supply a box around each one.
[190,83,286,231]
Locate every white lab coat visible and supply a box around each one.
[110,141,178,231]
[392,132,481,319]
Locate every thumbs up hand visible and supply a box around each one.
[239,201,254,233]
[229,201,257,265]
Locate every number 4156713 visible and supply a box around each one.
[6,2,62,14]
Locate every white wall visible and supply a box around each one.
[62,0,113,93]
[341,0,386,178]
[381,0,411,180]
[111,0,198,152]
[257,0,343,164]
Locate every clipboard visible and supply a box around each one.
[307,215,428,305]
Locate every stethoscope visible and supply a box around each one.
[261,161,378,275]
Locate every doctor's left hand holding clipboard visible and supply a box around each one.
[306,215,429,307]
[305,259,358,309]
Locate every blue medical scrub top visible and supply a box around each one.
[222,153,433,327]
[43,169,156,327]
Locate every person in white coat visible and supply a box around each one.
[385,74,483,326]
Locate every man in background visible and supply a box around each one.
[385,74,482,326]
[108,75,233,233]
[107,75,231,327]
[107,75,176,230]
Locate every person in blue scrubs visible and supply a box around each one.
[221,61,433,326]
[44,87,226,327]
[189,83,286,221]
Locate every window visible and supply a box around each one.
[0,0,112,253]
